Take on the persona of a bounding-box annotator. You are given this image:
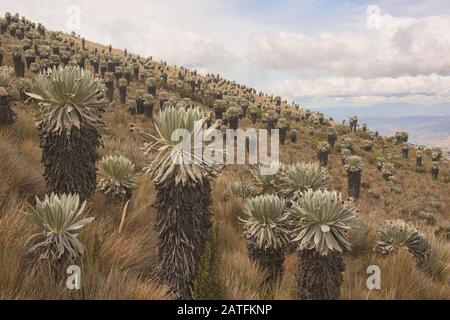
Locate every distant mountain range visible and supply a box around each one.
[312,103,450,150]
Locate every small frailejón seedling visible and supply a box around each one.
[239,195,290,282]
[376,156,385,171]
[343,137,354,151]
[24,193,94,271]
[131,106,222,300]
[382,162,395,180]
[279,162,329,200]
[362,140,373,152]
[291,189,357,300]
[250,162,285,195]
[228,180,255,199]
[375,219,431,262]
[97,155,139,203]
[26,66,106,201]
[341,148,352,165]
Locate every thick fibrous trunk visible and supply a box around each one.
[134,66,139,81]
[0,96,16,125]
[279,128,286,145]
[402,148,409,159]
[79,57,85,69]
[431,168,439,180]
[155,178,213,300]
[159,98,168,111]
[92,60,99,74]
[290,134,297,143]
[136,98,144,114]
[328,134,337,149]
[38,124,101,202]
[25,56,35,69]
[119,86,127,104]
[267,119,275,131]
[318,151,328,167]
[114,72,121,84]
[143,102,153,118]
[109,188,132,205]
[229,116,239,130]
[124,72,131,84]
[247,243,285,282]
[215,110,223,120]
[297,250,344,300]
[347,170,361,199]
[250,112,257,124]
[107,62,115,73]
[147,84,156,96]
[105,81,114,103]
[13,54,25,77]
[61,57,70,66]
[161,73,168,86]
[416,157,422,167]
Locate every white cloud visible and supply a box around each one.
[249,14,450,78]
[2,1,450,107]
[268,73,450,106]
[77,15,237,73]
[0,0,248,78]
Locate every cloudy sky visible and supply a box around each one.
[3,0,450,108]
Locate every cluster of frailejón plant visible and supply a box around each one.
[27,66,106,201]
[375,219,430,261]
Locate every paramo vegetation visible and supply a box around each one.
[0,12,449,300]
